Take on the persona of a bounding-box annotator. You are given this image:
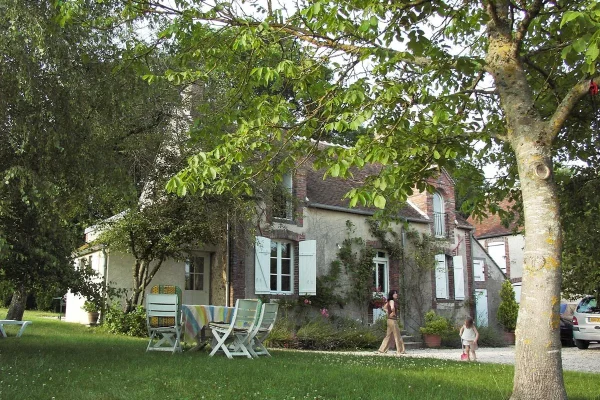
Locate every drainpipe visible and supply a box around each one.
[100,246,109,324]
[401,226,407,325]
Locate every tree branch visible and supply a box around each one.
[515,0,543,48]
[547,76,600,142]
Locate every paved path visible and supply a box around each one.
[290,344,600,374]
[384,344,600,374]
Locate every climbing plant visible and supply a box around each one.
[400,230,445,333]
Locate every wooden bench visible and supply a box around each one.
[0,320,32,338]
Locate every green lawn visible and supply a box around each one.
[0,310,598,400]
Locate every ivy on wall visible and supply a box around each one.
[260,218,444,329]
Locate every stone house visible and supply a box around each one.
[66,156,504,333]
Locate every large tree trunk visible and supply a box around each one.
[510,138,566,400]
[6,285,27,321]
[485,3,567,398]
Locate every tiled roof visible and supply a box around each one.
[467,199,521,238]
[306,164,428,222]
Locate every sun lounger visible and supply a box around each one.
[0,320,32,338]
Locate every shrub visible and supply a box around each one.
[266,315,402,351]
[333,317,381,349]
[477,326,506,347]
[441,325,461,348]
[419,310,451,335]
[497,280,519,331]
[296,319,338,350]
[103,302,147,337]
[265,317,297,348]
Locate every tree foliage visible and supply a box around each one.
[558,167,600,298]
[0,0,179,318]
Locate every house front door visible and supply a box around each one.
[475,289,489,327]
[183,253,210,305]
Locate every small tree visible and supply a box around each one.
[497,280,519,332]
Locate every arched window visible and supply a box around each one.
[433,192,445,237]
[273,172,293,220]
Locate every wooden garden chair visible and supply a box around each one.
[208,299,260,359]
[246,302,279,357]
[145,293,182,353]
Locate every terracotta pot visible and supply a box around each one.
[87,311,100,326]
[503,331,515,345]
[423,333,442,348]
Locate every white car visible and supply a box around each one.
[572,296,600,349]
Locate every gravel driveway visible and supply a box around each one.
[369,343,600,373]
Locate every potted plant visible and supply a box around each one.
[497,280,519,344]
[419,310,450,348]
[82,300,100,325]
[370,287,387,308]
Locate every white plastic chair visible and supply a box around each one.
[247,302,279,357]
[209,299,260,359]
[145,293,182,353]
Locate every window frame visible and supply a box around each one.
[184,257,205,291]
[269,239,294,294]
[372,250,389,295]
[273,172,294,220]
[433,192,445,238]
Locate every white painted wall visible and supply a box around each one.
[65,249,105,324]
[66,247,218,324]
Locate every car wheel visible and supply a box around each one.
[574,339,590,349]
[561,338,574,347]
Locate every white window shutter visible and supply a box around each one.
[453,256,465,300]
[255,236,271,294]
[474,259,485,281]
[435,254,448,299]
[298,240,317,295]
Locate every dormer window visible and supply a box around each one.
[433,192,445,238]
[273,172,293,220]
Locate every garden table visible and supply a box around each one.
[181,304,235,351]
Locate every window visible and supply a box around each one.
[255,236,316,295]
[372,251,389,295]
[273,172,293,219]
[433,192,445,237]
[487,242,506,273]
[185,257,204,291]
[269,240,293,293]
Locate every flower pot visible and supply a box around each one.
[87,311,100,326]
[503,331,515,345]
[423,333,442,348]
[370,301,386,309]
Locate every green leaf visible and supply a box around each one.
[330,164,340,177]
[374,195,386,209]
[560,11,582,28]
[586,45,599,62]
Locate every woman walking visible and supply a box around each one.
[375,290,405,355]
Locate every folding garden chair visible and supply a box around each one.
[208,299,260,359]
[145,293,182,353]
[246,302,279,357]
